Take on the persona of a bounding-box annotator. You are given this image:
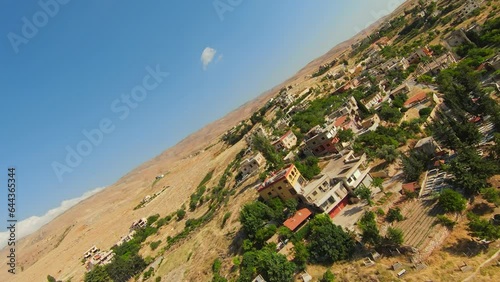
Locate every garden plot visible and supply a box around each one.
[394,199,444,249]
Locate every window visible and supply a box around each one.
[289,189,297,195]
[278,186,282,190]
[268,192,272,196]
[312,191,318,196]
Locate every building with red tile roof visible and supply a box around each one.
[404,92,428,108]
[283,208,312,231]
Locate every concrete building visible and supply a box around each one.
[328,96,359,121]
[415,52,457,76]
[360,114,381,131]
[239,152,266,176]
[276,93,295,108]
[303,125,340,157]
[130,218,147,231]
[414,137,441,156]
[274,114,292,131]
[258,164,307,202]
[272,130,298,152]
[302,151,373,218]
[361,92,383,110]
[115,230,136,247]
[458,0,483,18]
[377,57,410,74]
[300,173,350,219]
[245,125,270,145]
[83,246,99,259]
[407,46,433,64]
[444,29,472,48]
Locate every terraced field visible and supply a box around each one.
[394,199,444,249]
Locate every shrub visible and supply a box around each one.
[481,187,500,206]
[439,189,467,213]
[150,240,161,251]
[147,214,160,226]
[375,208,385,216]
[386,227,404,245]
[386,207,404,222]
[436,214,456,229]
[221,212,231,228]
[320,269,335,282]
[212,258,222,273]
[176,209,186,221]
[467,213,500,241]
[419,107,432,117]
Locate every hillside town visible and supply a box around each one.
[62,1,500,281]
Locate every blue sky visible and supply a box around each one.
[0,0,400,239]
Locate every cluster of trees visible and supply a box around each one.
[354,125,411,157]
[252,135,284,170]
[294,156,321,180]
[401,150,429,182]
[467,213,500,241]
[291,93,346,133]
[358,211,404,247]
[238,203,355,281]
[84,221,158,282]
[223,123,253,146]
[378,102,403,123]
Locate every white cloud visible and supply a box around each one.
[201,47,217,70]
[0,187,105,248]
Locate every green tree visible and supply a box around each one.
[239,249,295,282]
[418,107,432,117]
[239,201,272,239]
[371,177,384,193]
[294,156,321,180]
[292,241,309,271]
[354,185,373,206]
[176,209,186,221]
[439,189,467,213]
[385,227,404,245]
[252,135,284,169]
[254,224,277,247]
[320,269,336,282]
[47,275,57,282]
[376,145,400,163]
[481,187,500,207]
[358,212,381,246]
[467,213,500,241]
[307,215,355,264]
[284,198,298,219]
[84,266,112,282]
[106,254,146,282]
[436,214,457,229]
[448,148,500,195]
[338,129,354,143]
[401,152,425,182]
[378,103,403,123]
[417,74,433,85]
[386,208,404,223]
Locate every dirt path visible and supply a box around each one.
[462,249,500,282]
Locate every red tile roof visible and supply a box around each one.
[334,115,348,127]
[404,92,427,107]
[402,182,419,193]
[283,208,312,231]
